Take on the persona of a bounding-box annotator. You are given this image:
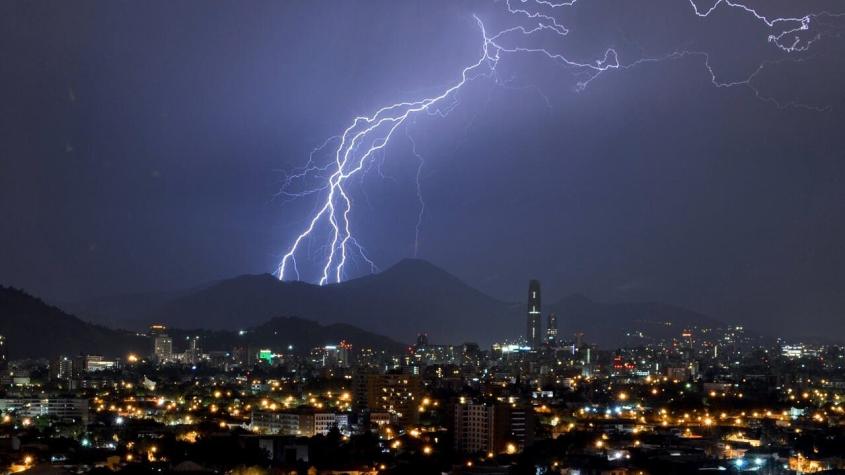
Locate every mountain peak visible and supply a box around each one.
[385,258,450,274]
[355,258,465,288]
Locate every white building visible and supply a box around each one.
[0,398,89,424]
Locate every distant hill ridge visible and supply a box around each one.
[0,285,147,359]
[0,286,405,359]
[68,258,723,347]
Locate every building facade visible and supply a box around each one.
[153,335,173,363]
[0,398,89,424]
[0,335,6,370]
[546,313,558,346]
[453,400,536,454]
[251,410,348,436]
[354,371,422,424]
[454,400,495,453]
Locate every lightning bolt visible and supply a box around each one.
[687,0,844,53]
[276,0,844,283]
[405,127,426,257]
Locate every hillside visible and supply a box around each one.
[68,259,723,347]
[0,286,148,359]
[547,293,724,347]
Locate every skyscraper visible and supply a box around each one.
[150,324,173,363]
[546,313,558,346]
[527,280,542,349]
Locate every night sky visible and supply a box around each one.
[2,1,844,338]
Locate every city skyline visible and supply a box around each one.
[2,0,845,340]
[1,273,844,474]
[2,1,845,472]
[0,256,841,347]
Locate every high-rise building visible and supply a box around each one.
[546,313,558,346]
[0,335,6,370]
[49,356,73,381]
[354,371,423,425]
[320,345,340,368]
[150,323,173,363]
[453,399,536,454]
[494,402,535,452]
[526,280,542,349]
[184,336,201,365]
[454,400,495,453]
[337,340,352,368]
[154,336,173,363]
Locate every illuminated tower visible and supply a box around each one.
[546,313,558,346]
[526,280,542,349]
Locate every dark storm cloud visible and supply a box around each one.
[1,0,843,338]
